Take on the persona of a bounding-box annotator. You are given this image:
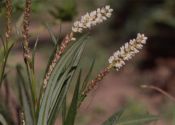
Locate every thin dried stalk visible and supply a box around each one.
[22,0,32,64]
[141,85,175,102]
[82,66,111,97]
[5,0,12,43]
[22,0,37,108]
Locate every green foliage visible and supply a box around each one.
[0,1,161,125]
[16,65,35,125]
[102,110,123,125]
[0,114,8,125]
[116,115,158,125]
[0,103,14,125]
[102,110,158,125]
[37,35,88,125]
[49,0,76,21]
[0,0,5,12]
[0,39,15,86]
[63,70,81,125]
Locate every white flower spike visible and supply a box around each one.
[108,33,148,70]
[72,5,113,33]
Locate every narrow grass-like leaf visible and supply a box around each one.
[16,65,35,125]
[0,114,8,125]
[102,110,123,125]
[44,23,58,45]
[0,36,5,56]
[41,23,61,83]
[81,58,95,92]
[37,35,88,125]
[47,38,87,125]
[47,76,71,125]
[117,114,158,125]
[32,36,39,72]
[0,41,15,86]
[64,70,81,125]
[0,103,14,125]
[62,96,67,123]
[50,44,85,109]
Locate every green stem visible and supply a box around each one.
[0,43,11,85]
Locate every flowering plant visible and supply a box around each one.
[0,1,158,125]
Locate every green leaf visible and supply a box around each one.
[62,96,67,123]
[63,70,81,125]
[117,114,158,125]
[49,0,77,21]
[37,35,88,125]
[81,58,95,92]
[32,36,39,72]
[16,65,35,125]
[0,114,8,125]
[47,76,71,125]
[77,59,95,106]
[44,23,58,45]
[49,40,86,109]
[41,24,61,81]
[47,38,87,125]
[0,41,15,86]
[102,110,123,125]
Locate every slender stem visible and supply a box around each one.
[0,53,8,85]
[78,65,112,107]
[0,43,13,85]
[141,85,175,102]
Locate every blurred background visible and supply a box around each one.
[0,0,175,125]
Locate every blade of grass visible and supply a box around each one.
[37,35,88,125]
[102,110,123,125]
[44,23,58,45]
[62,96,67,123]
[16,65,35,125]
[0,41,15,86]
[0,114,8,125]
[47,38,87,125]
[81,58,95,92]
[63,70,81,125]
[117,115,158,125]
[32,36,39,72]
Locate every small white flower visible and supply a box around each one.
[108,56,114,64]
[71,37,76,41]
[106,13,112,18]
[72,27,78,32]
[114,51,120,58]
[74,21,79,27]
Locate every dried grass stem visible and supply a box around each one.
[22,0,32,62]
[82,66,111,97]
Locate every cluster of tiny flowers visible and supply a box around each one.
[72,5,113,33]
[108,33,147,70]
